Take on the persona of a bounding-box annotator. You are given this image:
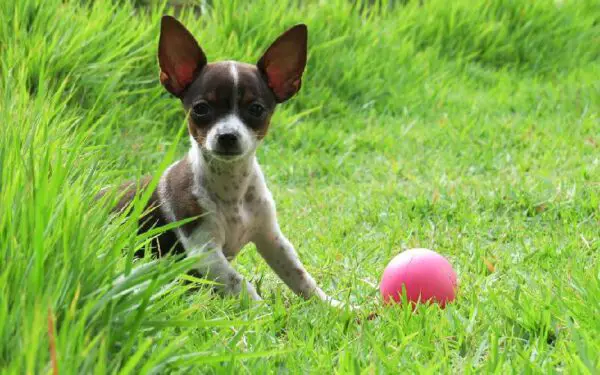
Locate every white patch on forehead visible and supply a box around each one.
[229,62,239,112]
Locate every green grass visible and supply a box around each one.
[1,0,599,373]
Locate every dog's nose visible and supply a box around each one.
[217,132,239,151]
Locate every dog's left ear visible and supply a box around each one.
[257,24,307,103]
[158,15,207,97]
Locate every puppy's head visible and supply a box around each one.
[158,16,307,160]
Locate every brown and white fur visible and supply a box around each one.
[103,16,343,307]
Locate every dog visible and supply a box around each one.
[101,16,343,308]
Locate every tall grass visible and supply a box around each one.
[1,0,598,372]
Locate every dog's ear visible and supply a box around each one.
[257,24,307,103]
[158,15,207,97]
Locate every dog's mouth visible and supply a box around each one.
[212,149,243,157]
[203,147,248,162]
[211,150,245,159]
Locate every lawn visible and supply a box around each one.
[1,0,599,373]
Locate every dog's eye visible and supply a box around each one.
[192,101,212,118]
[248,103,265,118]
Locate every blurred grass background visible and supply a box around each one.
[0,0,598,373]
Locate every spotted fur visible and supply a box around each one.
[99,16,343,308]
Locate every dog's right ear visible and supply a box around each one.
[257,24,307,103]
[158,15,207,98]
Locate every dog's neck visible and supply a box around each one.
[188,140,255,203]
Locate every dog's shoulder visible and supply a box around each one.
[160,158,206,236]
[243,168,277,231]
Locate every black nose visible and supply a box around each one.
[217,133,239,150]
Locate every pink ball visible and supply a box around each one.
[380,248,457,308]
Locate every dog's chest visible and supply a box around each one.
[181,160,272,258]
[186,191,267,259]
[215,201,254,258]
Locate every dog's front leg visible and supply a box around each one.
[253,228,344,308]
[189,245,261,300]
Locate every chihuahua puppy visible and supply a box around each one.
[105,16,342,307]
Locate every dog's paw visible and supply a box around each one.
[244,281,263,301]
[326,298,360,311]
